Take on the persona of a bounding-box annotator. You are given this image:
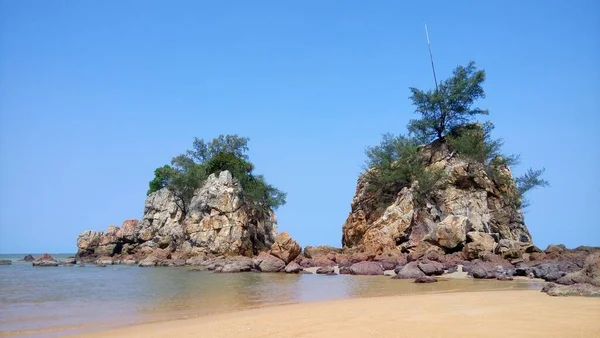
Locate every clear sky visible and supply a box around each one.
[1,1,598,254]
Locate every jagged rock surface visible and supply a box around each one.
[342,139,532,257]
[76,171,281,261]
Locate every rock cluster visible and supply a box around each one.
[76,171,279,262]
[342,140,534,259]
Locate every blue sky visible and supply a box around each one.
[1,1,598,253]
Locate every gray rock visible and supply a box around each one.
[417,260,445,276]
[349,261,384,275]
[392,262,425,279]
[253,252,285,272]
[64,257,77,265]
[32,260,59,267]
[284,261,303,273]
[414,276,437,283]
[316,266,335,274]
[21,254,35,262]
[556,252,600,287]
[0,260,12,266]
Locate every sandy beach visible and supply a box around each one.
[73,290,600,338]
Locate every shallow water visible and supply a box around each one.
[0,254,544,337]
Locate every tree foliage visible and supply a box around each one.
[147,135,286,214]
[365,61,548,209]
[407,61,488,142]
[364,133,445,205]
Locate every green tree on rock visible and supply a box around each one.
[147,134,286,215]
[366,61,548,209]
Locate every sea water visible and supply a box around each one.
[0,254,543,337]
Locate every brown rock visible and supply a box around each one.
[463,232,496,260]
[303,246,342,259]
[349,261,384,275]
[270,232,302,264]
[414,276,438,283]
[284,261,303,273]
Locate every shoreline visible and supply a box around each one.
[69,289,600,338]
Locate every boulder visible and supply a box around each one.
[429,215,468,250]
[312,257,336,268]
[253,252,285,272]
[414,276,437,283]
[284,261,303,273]
[392,262,425,279]
[349,261,384,275]
[32,254,58,267]
[221,256,254,273]
[139,257,158,267]
[270,232,301,264]
[64,257,77,265]
[0,260,11,266]
[316,266,335,274]
[463,232,496,260]
[417,260,445,276]
[303,246,342,259]
[542,282,600,297]
[556,252,600,287]
[21,254,35,262]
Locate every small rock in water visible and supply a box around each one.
[414,276,438,283]
[21,254,35,262]
[316,266,334,274]
[0,260,12,266]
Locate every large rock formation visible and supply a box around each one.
[342,139,533,259]
[77,171,280,261]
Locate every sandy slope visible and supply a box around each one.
[73,290,600,338]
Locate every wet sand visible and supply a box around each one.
[73,290,600,338]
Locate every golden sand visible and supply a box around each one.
[72,290,600,338]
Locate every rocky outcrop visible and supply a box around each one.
[76,171,285,263]
[32,254,58,267]
[342,139,532,258]
[556,252,600,287]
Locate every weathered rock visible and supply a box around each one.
[316,266,335,274]
[417,259,445,276]
[342,138,532,258]
[312,257,336,268]
[184,172,277,256]
[64,257,77,265]
[303,246,342,259]
[429,215,468,250]
[284,261,303,273]
[545,244,567,255]
[0,260,11,265]
[339,266,352,274]
[270,232,301,264]
[392,262,425,279]
[349,261,384,275]
[252,252,285,272]
[542,282,600,297]
[139,257,158,267]
[75,170,281,261]
[463,232,496,260]
[21,254,35,262]
[530,261,580,281]
[374,255,400,270]
[414,276,438,283]
[32,254,58,267]
[556,252,600,287]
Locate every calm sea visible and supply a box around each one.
[0,254,543,337]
